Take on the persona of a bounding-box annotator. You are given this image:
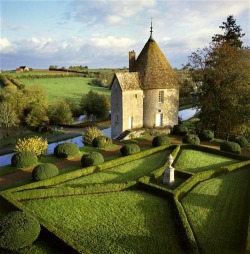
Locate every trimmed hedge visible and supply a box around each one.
[120,144,140,156]
[11,151,37,168]
[229,136,248,148]
[152,135,170,147]
[32,163,59,181]
[92,136,112,148]
[0,211,40,250]
[220,141,241,154]
[198,130,214,141]
[54,142,79,158]
[81,152,104,167]
[182,135,200,145]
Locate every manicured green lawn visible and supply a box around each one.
[174,149,239,173]
[56,149,171,187]
[182,167,250,253]
[19,77,110,104]
[23,190,183,254]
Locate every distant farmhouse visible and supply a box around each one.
[110,23,179,139]
[16,66,29,73]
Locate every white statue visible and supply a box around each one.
[163,154,175,185]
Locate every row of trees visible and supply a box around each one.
[185,15,250,139]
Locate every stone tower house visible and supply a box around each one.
[111,24,179,138]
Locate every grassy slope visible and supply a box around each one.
[174,149,239,173]
[182,167,250,253]
[19,77,110,104]
[23,191,183,254]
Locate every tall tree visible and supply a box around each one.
[186,15,250,138]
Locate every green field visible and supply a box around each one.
[18,77,110,104]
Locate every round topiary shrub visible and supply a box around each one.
[120,144,140,156]
[92,136,112,148]
[182,135,200,145]
[198,130,214,141]
[152,135,170,147]
[32,163,59,181]
[229,136,248,148]
[54,142,79,158]
[220,141,241,154]
[11,151,37,168]
[0,211,40,250]
[172,124,188,136]
[81,152,104,167]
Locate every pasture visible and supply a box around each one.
[0,145,249,253]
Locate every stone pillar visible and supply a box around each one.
[163,155,175,186]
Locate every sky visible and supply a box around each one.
[0,0,249,70]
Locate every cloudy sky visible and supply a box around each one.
[1,0,249,70]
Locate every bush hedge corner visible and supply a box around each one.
[54,142,79,158]
[11,151,37,168]
[0,211,40,251]
[32,163,59,181]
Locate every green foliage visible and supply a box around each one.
[120,144,140,156]
[54,142,79,158]
[182,135,200,145]
[172,124,188,136]
[32,163,59,181]
[81,152,104,167]
[14,136,48,156]
[48,99,73,125]
[92,135,112,148]
[80,90,111,118]
[198,130,214,141]
[229,136,248,148]
[220,141,241,154]
[11,151,37,168]
[83,126,103,145]
[0,211,40,250]
[152,135,170,147]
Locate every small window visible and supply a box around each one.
[135,94,137,99]
[159,91,164,103]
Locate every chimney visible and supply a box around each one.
[129,50,136,72]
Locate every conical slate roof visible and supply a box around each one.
[134,37,178,89]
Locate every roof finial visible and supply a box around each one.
[150,17,153,38]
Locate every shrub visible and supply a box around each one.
[152,135,170,147]
[11,151,37,168]
[220,141,241,154]
[92,136,112,148]
[120,144,140,156]
[32,163,59,181]
[54,142,79,158]
[172,124,188,136]
[229,136,248,148]
[198,130,214,141]
[182,135,200,145]
[14,136,48,156]
[81,152,104,167]
[0,211,40,250]
[83,127,103,145]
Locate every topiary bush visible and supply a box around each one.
[198,130,214,141]
[54,142,79,158]
[32,163,59,181]
[229,136,248,148]
[120,144,140,156]
[14,136,48,156]
[11,151,37,168]
[0,211,40,250]
[172,124,188,136]
[182,135,200,145]
[220,141,241,154]
[152,135,170,147]
[81,152,104,167]
[83,127,103,145]
[92,136,112,148]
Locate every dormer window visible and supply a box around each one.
[159,91,164,103]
